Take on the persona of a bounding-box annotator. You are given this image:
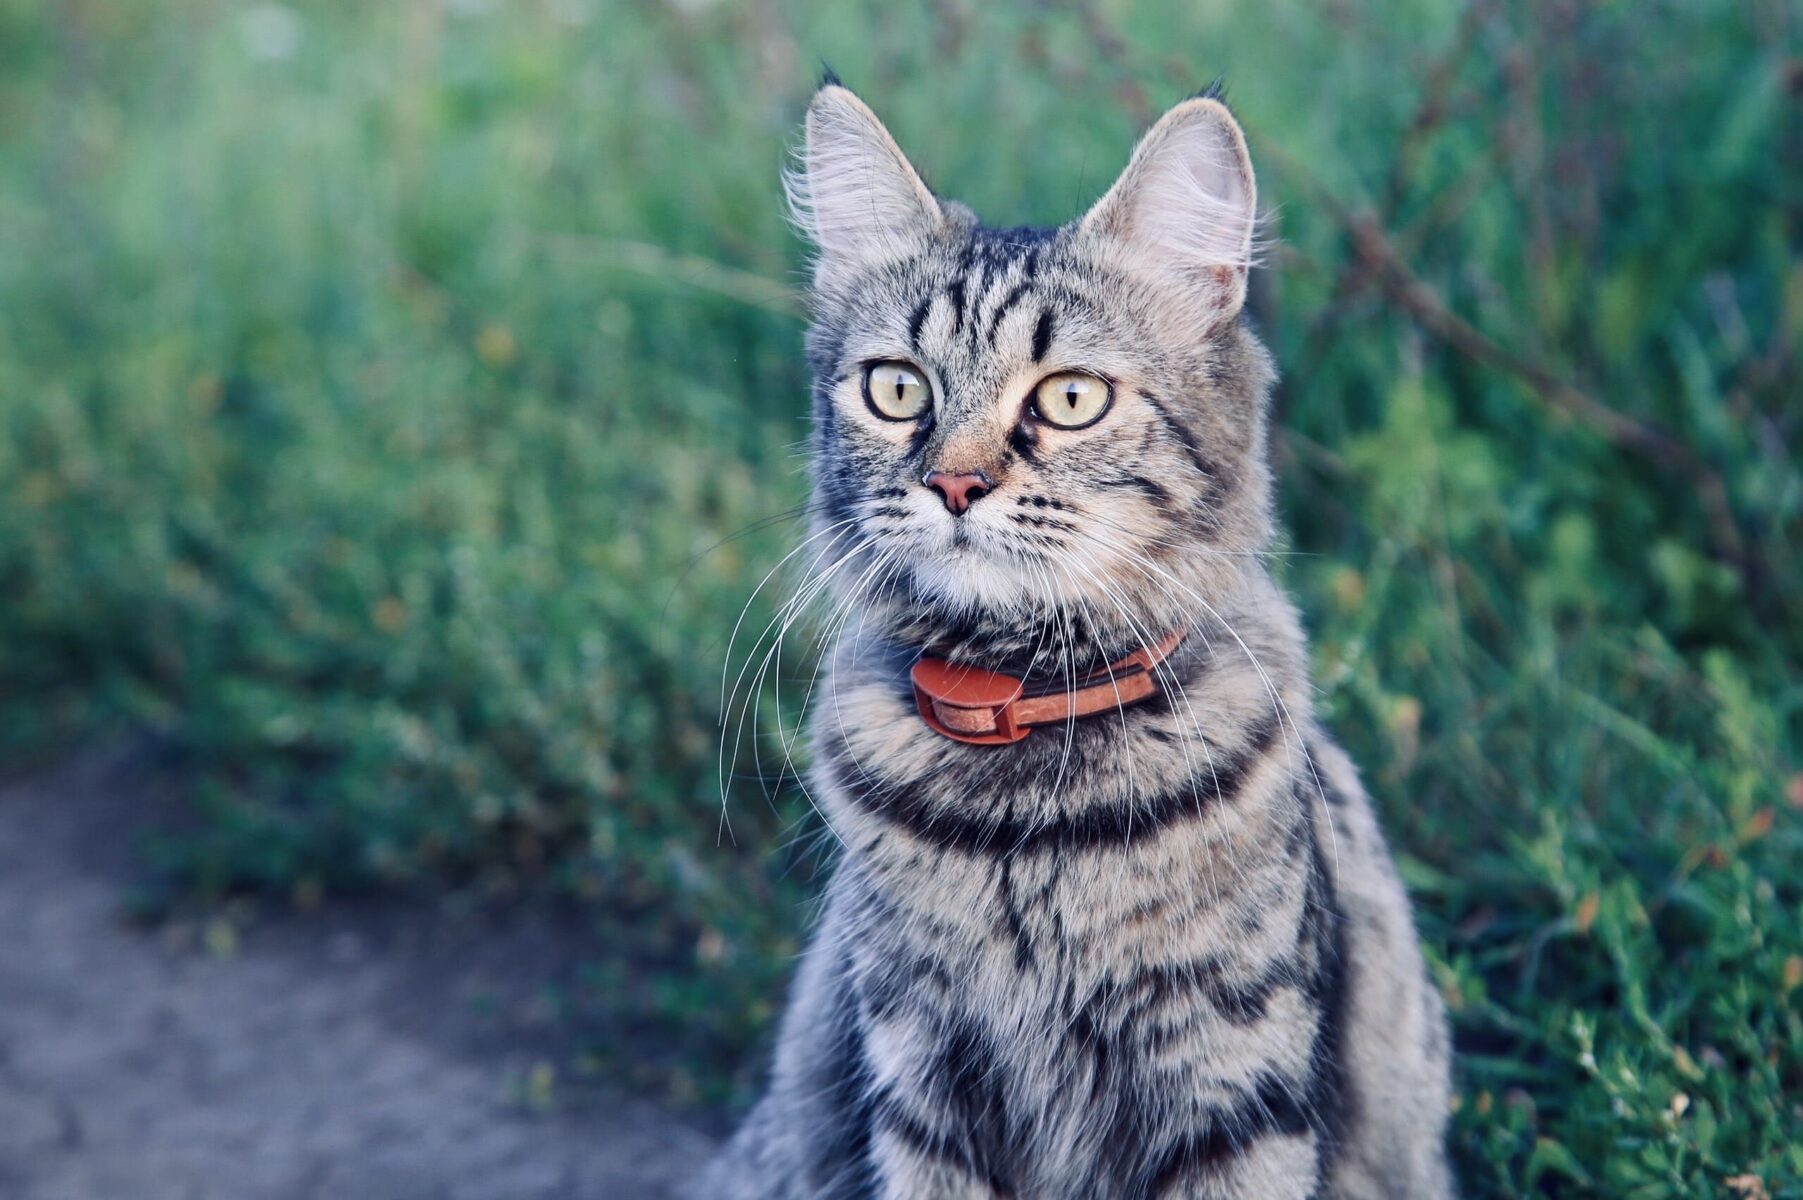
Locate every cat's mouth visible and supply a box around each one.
[914,510,1030,561]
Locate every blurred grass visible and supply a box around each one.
[1,0,1799,1192]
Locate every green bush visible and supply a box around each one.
[1,0,1797,1191]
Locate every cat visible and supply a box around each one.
[694,76,1456,1199]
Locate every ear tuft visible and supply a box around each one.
[816,61,842,91]
[1190,77,1227,104]
[788,85,942,291]
[1081,97,1259,326]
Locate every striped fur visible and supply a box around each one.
[695,83,1455,1199]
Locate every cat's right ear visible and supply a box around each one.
[790,82,943,291]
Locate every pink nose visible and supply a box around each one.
[923,470,992,515]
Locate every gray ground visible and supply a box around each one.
[0,748,714,1199]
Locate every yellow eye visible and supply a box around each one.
[863,361,931,421]
[1032,372,1111,429]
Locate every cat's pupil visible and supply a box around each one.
[1065,385,1078,407]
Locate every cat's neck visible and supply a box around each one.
[854,564,1291,688]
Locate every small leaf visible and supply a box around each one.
[476,323,518,368]
[204,919,238,960]
[1737,807,1774,843]
[1573,892,1600,935]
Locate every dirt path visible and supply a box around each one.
[0,748,713,1199]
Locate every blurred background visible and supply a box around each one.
[1,0,1799,1195]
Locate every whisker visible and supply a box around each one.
[719,526,872,842]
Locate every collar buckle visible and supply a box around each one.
[910,658,1031,744]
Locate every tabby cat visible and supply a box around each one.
[695,78,1456,1199]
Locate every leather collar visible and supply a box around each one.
[910,628,1187,745]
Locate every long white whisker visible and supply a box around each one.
[720,529,874,844]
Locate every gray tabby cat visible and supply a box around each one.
[695,78,1456,1199]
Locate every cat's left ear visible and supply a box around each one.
[1081,94,1257,330]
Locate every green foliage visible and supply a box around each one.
[0,0,1797,1191]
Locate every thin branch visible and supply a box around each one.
[1381,0,1498,215]
[1270,161,1755,580]
[533,232,802,317]
[1277,0,1500,426]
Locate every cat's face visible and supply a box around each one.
[797,84,1275,648]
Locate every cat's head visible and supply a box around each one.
[794,80,1276,659]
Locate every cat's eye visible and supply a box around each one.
[1032,372,1112,430]
[863,361,932,421]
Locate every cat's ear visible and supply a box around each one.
[1081,94,1258,329]
[791,82,943,290]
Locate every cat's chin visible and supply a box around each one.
[902,547,1053,615]
[898,524,1153,614]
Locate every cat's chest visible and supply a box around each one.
[847,821,1307,1047]
[842,827,1322,1193]
[846,854,1315,1197]
[846,788,1299,972]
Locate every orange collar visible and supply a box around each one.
[910,628,1187,745]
